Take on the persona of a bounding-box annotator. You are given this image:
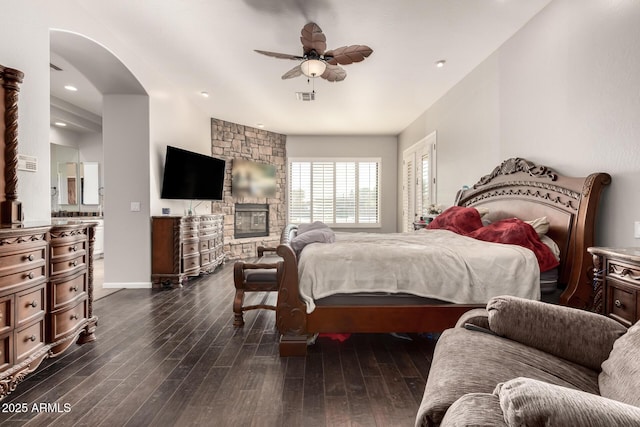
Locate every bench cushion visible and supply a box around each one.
[245,268,278,283]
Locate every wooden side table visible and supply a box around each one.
[588,247,640,327]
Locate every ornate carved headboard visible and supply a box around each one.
[0,64,24,224]
[456,158,611,309]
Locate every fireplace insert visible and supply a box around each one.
[234,203,269,238]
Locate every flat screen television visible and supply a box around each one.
[160,146,226,200]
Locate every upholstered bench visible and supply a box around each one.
[233,246,282,327]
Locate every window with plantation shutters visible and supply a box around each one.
[288,158,381,227]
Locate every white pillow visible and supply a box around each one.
[524,216,549,237]
[540,235,560,261]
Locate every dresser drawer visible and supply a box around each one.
[49,300,87,342]
[200,252,211,265]
[608,260,640,286]
[50,239,87,261]
[50,253,86,277]
[181,225,199,240]
[182,255,200,273]
[0,264,47,291]
[199,239,209,251]
[0,295,12,335]
[0,246,47,278]
[182,241,199,256]
[16,284,45,328]
[15,320,45,363]
[50,270,86,311]
[606,281,637,327]
[0,332,11,372]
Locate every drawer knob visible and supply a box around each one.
[71,245,77,252]
[29,335,36,342]
[615,299,623,308]
[71,314,78,320]
[27,272,35,280]
[71,260,78,267]
[71,286,79,292]
[29,300,38,308]
[27,254,35,261]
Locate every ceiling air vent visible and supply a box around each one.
[296,92,315,101]
[49,63,63,71]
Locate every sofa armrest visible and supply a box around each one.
[454,308,489,329]
[496,377,640,427]
[486,296,627,370]
[439,393,506,427]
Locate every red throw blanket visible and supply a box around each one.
[467,218,559,272]
[428,207,559,272]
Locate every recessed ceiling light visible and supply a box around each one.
[256,123,265,128]
[200,91,209,98]
[64,85,78,91]
[54,122,67,127]
[435,60,446,68]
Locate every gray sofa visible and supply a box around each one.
[415,296,640,426]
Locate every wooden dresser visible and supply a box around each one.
[588,247,640,327]
[0,221,97,398]
[151,214,224,288]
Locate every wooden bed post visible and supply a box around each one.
[276,225,309,356]
[560,172,612,308]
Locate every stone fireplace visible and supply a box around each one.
[209,118,286,260]
[234,203,269,239]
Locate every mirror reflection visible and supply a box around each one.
[58,161,78,205]
[50,143,102,215]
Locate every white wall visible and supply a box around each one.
[398,0,640,247]
[1,1,51,222]
[287,135,398,233]
[149,97,213,217]
[1,1,213,287]
[103,95,150,287]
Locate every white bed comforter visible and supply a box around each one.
[297,230,540,313]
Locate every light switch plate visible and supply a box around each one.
[130,201,141,212]
[635,221,640,239]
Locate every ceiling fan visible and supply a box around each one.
[254,22,373,82]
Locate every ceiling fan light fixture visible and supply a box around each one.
[301,59,326,78]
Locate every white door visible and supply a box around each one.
[402,132,437,232]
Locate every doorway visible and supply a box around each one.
[402,131,437,232]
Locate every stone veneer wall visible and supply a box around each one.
[209,118,286,260]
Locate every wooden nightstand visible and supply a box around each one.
[588,247,640,327]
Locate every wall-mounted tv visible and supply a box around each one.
[160,146,226,200]
[232,159,276,197]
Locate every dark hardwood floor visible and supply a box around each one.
[0,263,437,427]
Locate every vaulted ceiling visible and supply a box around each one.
[50,0,552,135]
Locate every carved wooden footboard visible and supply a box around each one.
[275,158,611,356]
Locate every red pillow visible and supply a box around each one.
[467,218,560,272]
[427,206,483,235]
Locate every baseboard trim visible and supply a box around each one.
[102,282,152,289]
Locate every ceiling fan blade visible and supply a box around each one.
[324,45,373,65]
[281,64,303,80]
[254,49,303,60]
[300,22,327,55]
[321,64,347,82]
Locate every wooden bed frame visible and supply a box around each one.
[275,158,611,356]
